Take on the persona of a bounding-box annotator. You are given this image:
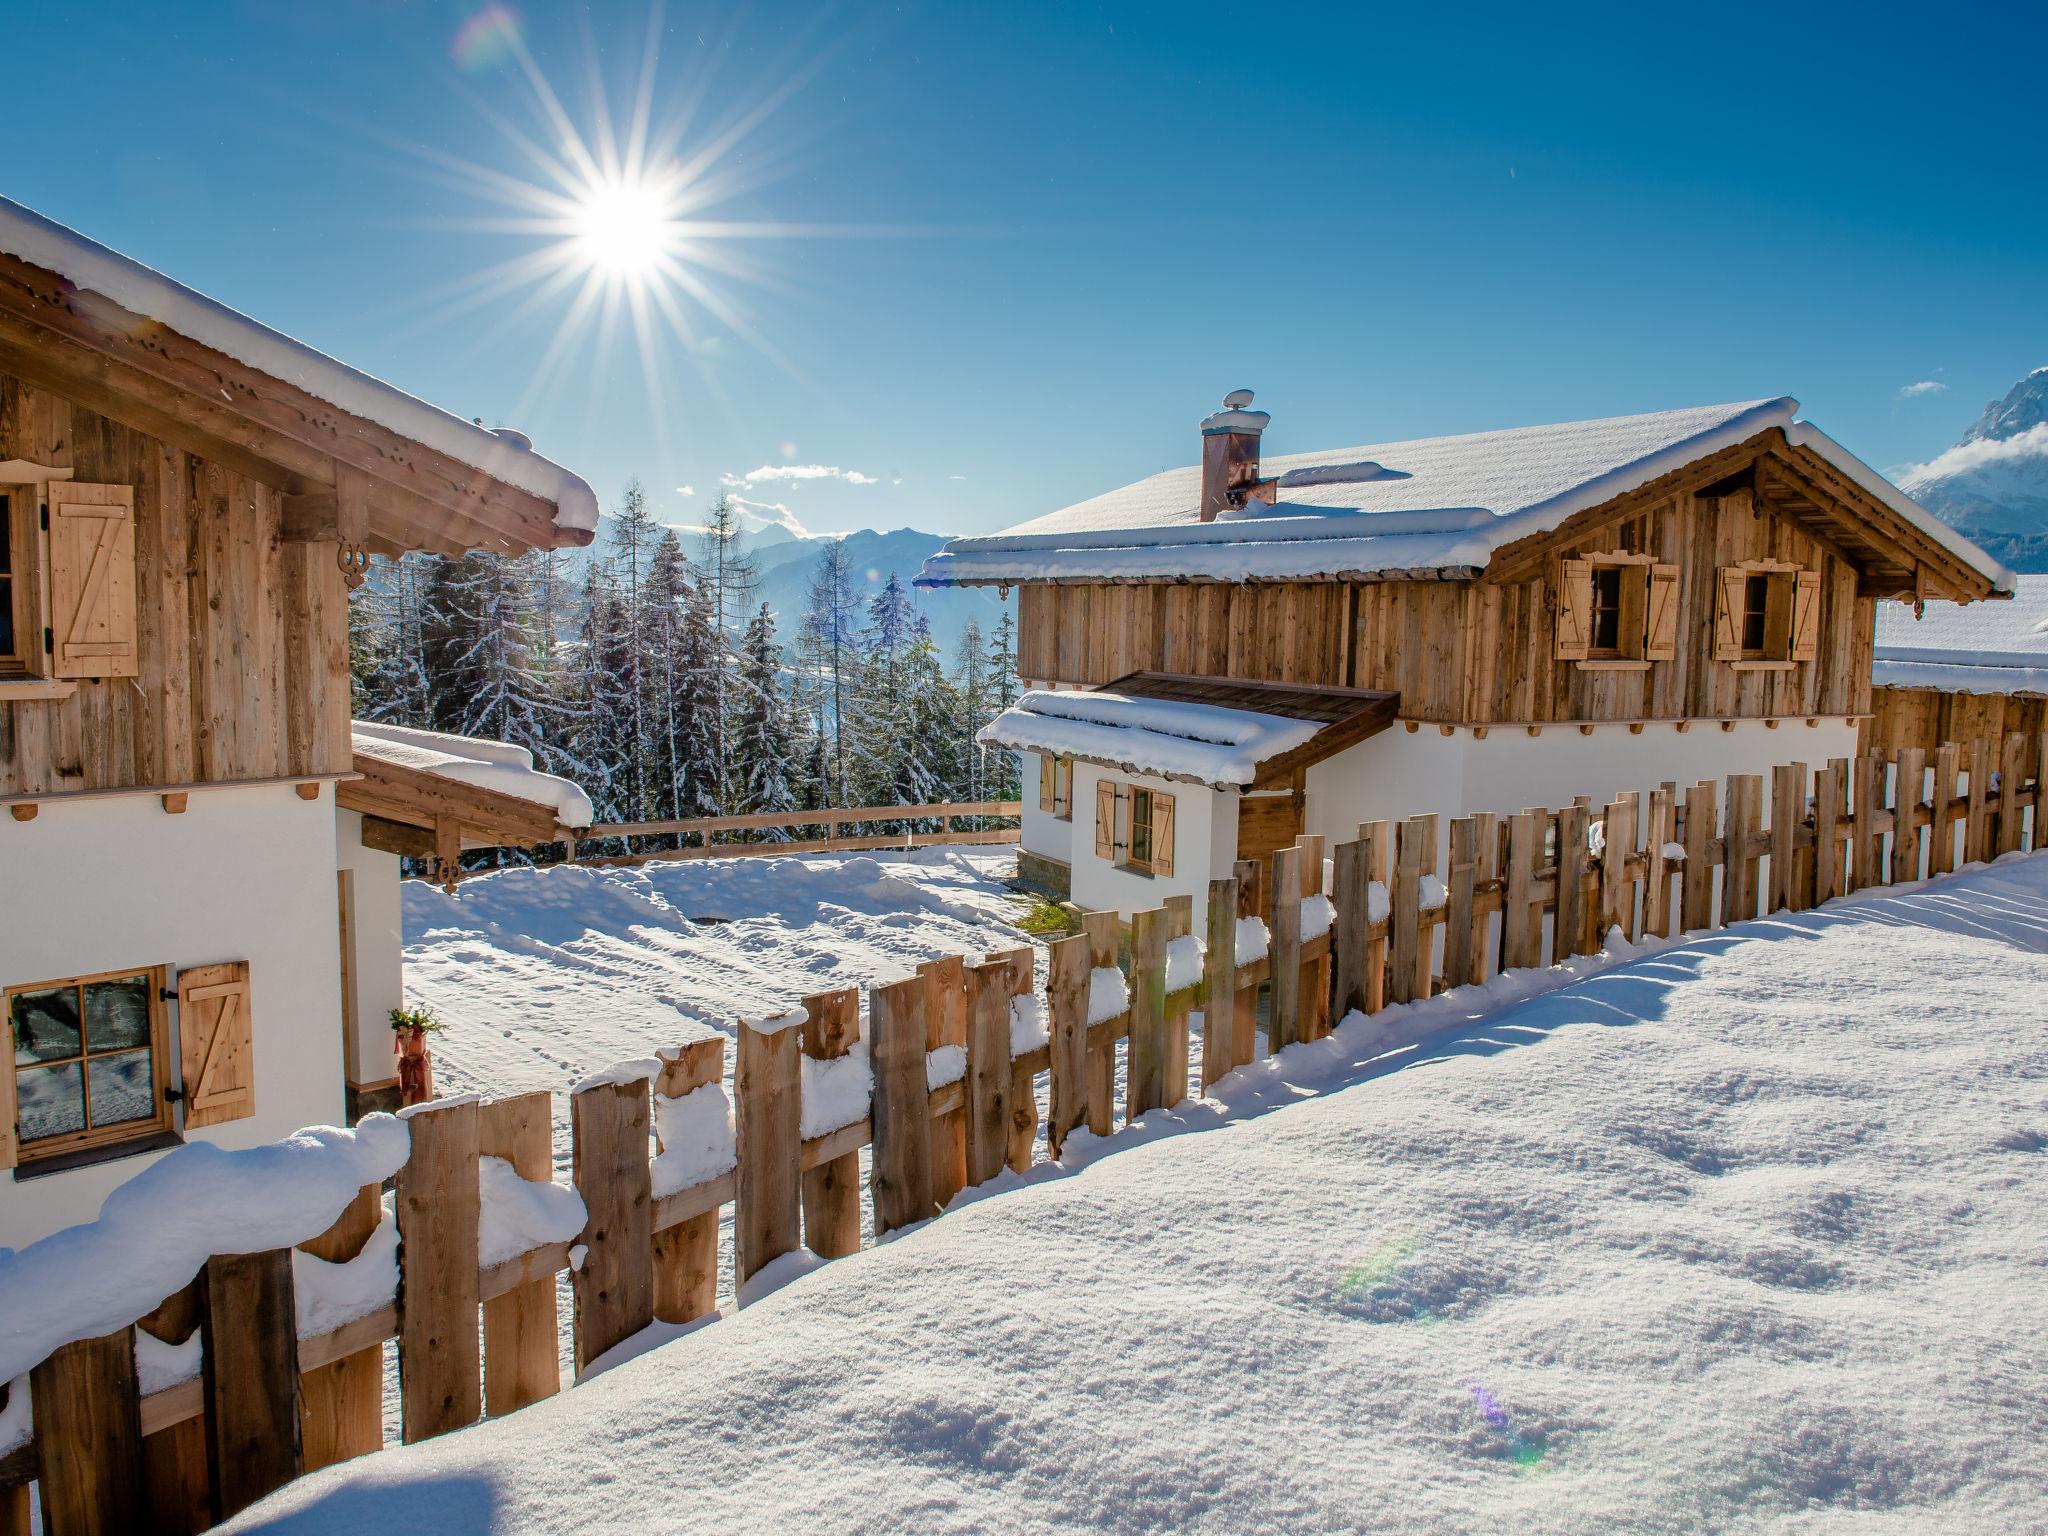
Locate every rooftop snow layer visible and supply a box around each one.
[918,398,2014,590]
[0,195,597,538]
[1872,574,2048,695]
[352,720,595,826]
[977,690,1323,788]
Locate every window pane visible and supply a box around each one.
[87,1048,156,1128]
[18,1062,86,1141]
[84,976,152,1053]
[12,987,81,1064]
[0,575,13,658]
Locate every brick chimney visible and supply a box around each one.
[1199,388,1271,521]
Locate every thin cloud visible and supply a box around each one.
[1897,421,2048,487]
[674,484,695,497]
[1898,380,1948,399]
[724,464,879,487]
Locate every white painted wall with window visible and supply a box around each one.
[1,785,347,1247]
[1065,761,1235,928]
[336,810,405,1100]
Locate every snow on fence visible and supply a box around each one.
[3,735,2043,1535]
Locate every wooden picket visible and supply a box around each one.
[7,731,2044,1536]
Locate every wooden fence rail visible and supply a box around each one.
[560,800,1024,868]
[5,736,2042,1535]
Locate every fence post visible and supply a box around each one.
[998,947,1041,1170]
[1812,760,1843,901]
[1892,747,1927,886]
[1333,839,1370,1019]
[30,1332,144,1534]
[1999,732,2027,855]
[2035,730,2048,851]
[1679,781,1715,930]
[1553,803,1588,961]
[1963,737,1991,864]
[1048,932,1091,1150]
[137,1284,209,1531]
[1204,876,1240,1086]
[736,1010,804,1291]
[1357,822,1390,1010]
[1643,788,1674,936]
[1769,765,1805,914]
[1851,752,1882,888]
[1297,837,1331,1039]
[569,1074,651,1375]
[870,974,936,1235]
[1082,910,1121,1134]
[918,956,969,1208]
[1162,895,1195,1101]
[1268,848,1302,1050]
[800,988,863,1260]
[1231,861,1262,1060]
[652,1037,724,1324]
[198,1248,303,1520]
[1722,774,1763,923]
[964,957,1013,1186]
[398,1095,484,1437]
[1126,905,1169,1114]
[1389,817,1427,1001]
[1500,811,1540,970]
[477,1092,559,1416]
[298,1183,385,1466]
[1444,817,1478,989]
[1929,743,1960,876]
[1600,792,1639,940]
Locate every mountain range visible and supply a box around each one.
[1898,366,2048,571]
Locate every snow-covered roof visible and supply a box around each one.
[0,195,598,539]
[920,398,2014,591]
[1872,574,2048,696]
[978,690,1326,789]
[351,721,594,827]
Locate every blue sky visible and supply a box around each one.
[11,1,2044,538]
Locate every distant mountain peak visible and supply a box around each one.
[1961,367,2048,446]
[1900,363,2048,571]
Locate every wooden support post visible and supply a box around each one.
[965,957,1014,1185]
[918,956,969,1208]
[1296,837,1331,1039]
[1600,792,1639,941]
[1444,818,1478,990]
[1769,765,1806,914]
[996,946,1040,1170]
[800,988,863,1260]
[477,1093,559,1416]
[1681,782,1716,932]
[1231,861,1261,1059]
[1163,894,1195,1100]
[870,974,936,1236]
[1126,905,1169,1115]
[199,1249,303,1521]
[1999,732,2028,856]
[1929,743,1961,876]
[397,1095,483,1438]
[1388,817,1426,1002]
[30,1332,144,1535]
[651,1037,724,1324]
[1963,738,1990,864]
[1851,753,1881,889]
[1333,839,1371,1019]
[299,1183,386,1464]
[1048,931,1092,1149]
[1814,759,1845,902]
[735,1009,804,1291]
[136,1285,210,1535]
[1357,822,1390,1011]
[1203,877,1239,1088]
[1268,848,1302,1051]
[1721,775,1762,924]
[1553,803,1588,962]
[1892,747,1927,887]
[1082,911,1121,1135]
[1501,811,1540,971]
[1643,788,1674,937]
[569,1074,652,1375]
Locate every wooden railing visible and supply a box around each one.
[565,799,1023,867]
[5,735,2042,1534]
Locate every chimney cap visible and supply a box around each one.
[1201,387,1270,436]
[1222,388,1255,410]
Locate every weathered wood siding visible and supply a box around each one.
[1018,486,1874,725]
[0,370,351,795]
[1863,685,2047,775]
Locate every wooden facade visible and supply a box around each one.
[1019,478,1877,726]
[1863,684,2048,781]
[0,370,350,797]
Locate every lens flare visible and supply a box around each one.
[450,3,523,73]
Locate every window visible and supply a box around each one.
[1589,566,1624,655]
[1036,753,1074,819]
[0,478,141,684]
[1094,779,1177,877]
[1129,788,1155,868]
[1555,554,1679,666]
[8,967,173,1166]
[1740,574,1771,657]
[0,491,21,676]
[1714,564,1822,668]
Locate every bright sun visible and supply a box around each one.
[573,178,671,276]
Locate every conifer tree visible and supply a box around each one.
[729,603,797,828]
[799,539,863,806]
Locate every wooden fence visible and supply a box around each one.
[563,799,1023,867]
[4,735,2042,1535]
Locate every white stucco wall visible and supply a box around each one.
[335,809,405,1092]
[1065,762,1235,929]
[1019,751,1069,863]
[1,785,347,1247]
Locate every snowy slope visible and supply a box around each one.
[235,855,2048,1535]
[1899,367,2048,571]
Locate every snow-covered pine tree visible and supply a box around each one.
[350,552,432,725]
[885,629,962,818]
[984,606,1022,800]
[953,617,989,805]
[848,572,918,803]
[676,571,724,820]
[561,556,635,827]
[799,538,863,807]
[418,551,551,759]
[729,603,798,832]
[697,493,758,812]
[639,528,697,825]
[608,478,658,817]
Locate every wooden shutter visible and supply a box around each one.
[1712,568,1746,661]
[0,1044,16,1171]
[1038,753,1055,813]
[1094,781,1116,860]
[1151,792,1176,877]
[179,961,256,1129]
[1790,570,1822,663]
[1644,564,1681,662]
[47,482,139,679]
[1553,559,1591,661]
[1056,757,1072,816]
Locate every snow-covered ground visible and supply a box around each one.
[234,855,2048,1534]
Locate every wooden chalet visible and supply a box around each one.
[928,390,2014,921]
[0,195,595,1245]
[1862,573,2048,771]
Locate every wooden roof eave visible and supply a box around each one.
[1248,693,1401,787]
[340,750,569,849]
[0,250,591,556]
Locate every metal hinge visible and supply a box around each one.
[39,500,48,531]
[42,627,52,656]
[162,1086,186,1105]
[160,985,179,1002]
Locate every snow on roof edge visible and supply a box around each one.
[0,195,598,538]
[978,691,1324,788]
[351,720,594,827]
